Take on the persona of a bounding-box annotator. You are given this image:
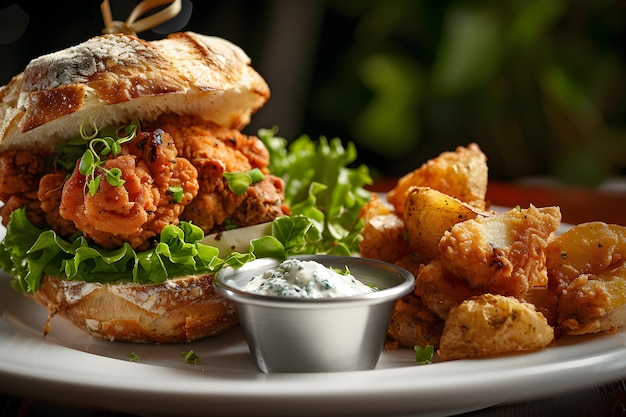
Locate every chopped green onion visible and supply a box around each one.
[128,352,140,362]
[181,349,200,364]
[223,172,252,195]
[247,167,264,183]
[168,185,184,203]
[223,169,265,196]
[414,345,434,365]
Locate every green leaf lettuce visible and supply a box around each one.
[258,127,372,256]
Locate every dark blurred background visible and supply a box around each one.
[0,0,624,185]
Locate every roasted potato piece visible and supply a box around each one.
[438,294,554,361]
[387,143,488,217]
[412,258,474,320]
[439,205,561,297]
[360,193,411,263]
[546,222,626,287]
[387,293,445,349]
[403,187,489,259]
[546,222,626,335]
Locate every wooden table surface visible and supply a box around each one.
[2,179,626,417]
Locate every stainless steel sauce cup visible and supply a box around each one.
[214,255,415,373]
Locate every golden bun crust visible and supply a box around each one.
[0,32,270,153]
[35,273,238,343]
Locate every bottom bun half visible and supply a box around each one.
[35,274,238,343]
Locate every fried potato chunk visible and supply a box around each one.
[438,294,554,361]
[546,222,626,335]
[412,258,474,320]
[520,286,558,329]
[387,143,488,217]
[439,205,561,297]
[403,186,490,259]
[387,293,445,349]
[360,194,412,264]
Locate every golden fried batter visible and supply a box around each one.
[387,143,488,217]
[0,149,47,226]
[360,212,412,264]
[37,171,78,237]
[0,148,45,194]
[0,117,287,250]
[439,205,561,297]
[0,191,44,228]
[59,129,199,250]
[158,116,270,173]
[520,286,558,329]
[387,293,444,349]
[157,116,287,234]
[410,257,474,320]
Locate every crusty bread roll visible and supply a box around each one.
[36,274,238,343]
[0,32,274,343]
[0,32,269,152]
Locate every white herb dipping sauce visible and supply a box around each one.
[243,259,376,298]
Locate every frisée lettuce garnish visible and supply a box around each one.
[0,126,372,294]
[258,127,372,256]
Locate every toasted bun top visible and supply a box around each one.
[0,32,270,153]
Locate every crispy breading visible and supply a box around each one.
[1,117,288,250]
[360,193,392,222]
[520,286,558,329]
[59,129,199,250]
[411,257,474,320]
[0,149,47,227]
[158,116,287,234]
[438,294,554,361]
[439,205,561,297]
[387,143,488,217]
[37,171,78,237]
[546,222,626,335]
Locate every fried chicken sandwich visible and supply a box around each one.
[0,31,289,343]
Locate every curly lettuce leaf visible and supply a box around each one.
[0,208,55,293]
[0,210,325,294]
[0,208,228,294]
[258,127,372,255]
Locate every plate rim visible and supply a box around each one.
[2,213,626,417]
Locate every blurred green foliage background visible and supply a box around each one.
[0,0,623,186]
[302,0,626,185]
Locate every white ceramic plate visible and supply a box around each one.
[2,219,626,417]
[4,273,626,416]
